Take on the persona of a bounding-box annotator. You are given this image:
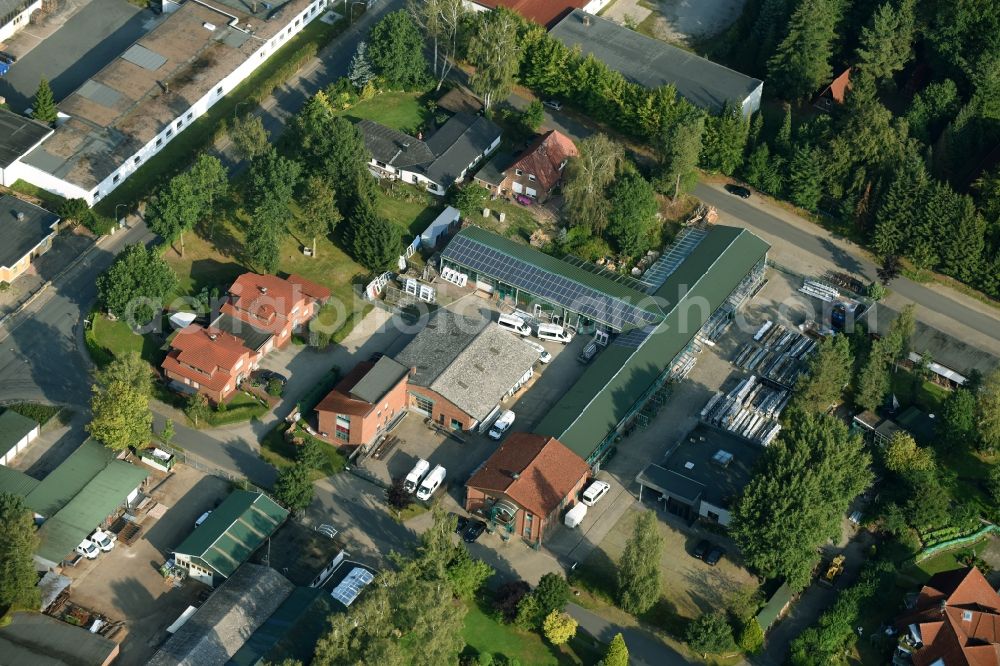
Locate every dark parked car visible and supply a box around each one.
[724,184,752,199]
[250,369,287,387]
[514,194,533,206]
[705,545,726,566]
[0,51,17,65]
[692,539,712,560]
[454,515,469,535]
[463,520,487,543]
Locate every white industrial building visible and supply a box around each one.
[2,0,327,204]
[0,0,41,43]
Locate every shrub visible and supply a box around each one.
[267,377,284,396]
[541,610,577,645]
[737,618,764,654]
[386,477,413,510]
[493,580,531,623]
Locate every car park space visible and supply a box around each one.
[61,466,231,666]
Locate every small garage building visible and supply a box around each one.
[0,409,40,466]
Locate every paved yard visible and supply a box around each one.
[0,0,162,110]
[0,230,94,320]
[63,465,231,666]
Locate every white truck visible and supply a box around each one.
[404,459,431,494]
[416,464,446,501]
[537,323,573,343]
[564,502,587,528]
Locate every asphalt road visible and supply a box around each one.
[694,183,1000,349]
[567,603,696,666]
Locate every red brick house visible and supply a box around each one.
[161,325,253,403]
[218,273,331,354]
[314,357,410,449]
[895,566,1000,665]
[475,130,577,202]
[465,433,590,545]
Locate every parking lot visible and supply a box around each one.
[62,465,231,666]
[0,0,162,110]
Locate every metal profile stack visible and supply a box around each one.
[700,375,789,445]
[733,321,816,390]
[799,280,840,303]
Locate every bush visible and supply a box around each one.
[541,610,577,645]
[4,403,61,425]
[493,580,531,623]
[737,618,764,654]
[83,211,116,236]
[386,477,413,510]
[267,377,284,396]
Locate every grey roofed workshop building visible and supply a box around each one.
[636,425,763,527]
[549,9,763,116]
[0,108,52,176]
[0,194,60,278]
[0,611,120,666]
[349,355,410,404]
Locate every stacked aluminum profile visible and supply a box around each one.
[733,321,817,390]
[699,375,789,446]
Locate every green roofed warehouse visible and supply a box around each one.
[173,489,288,586]
[440,224,769,465]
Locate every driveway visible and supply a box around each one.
[0,0,163,110]
[567,603,697,666]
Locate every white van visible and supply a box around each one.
[564,502,587,528]
[416,465,446,500]
[537,323,573,344]
[488,410,515,440]
[581,480,611,506]
[498,313,532,336]
[524,340,552,364]
[404,458,431,493]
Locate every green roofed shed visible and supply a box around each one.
[174,490,288,581]
[0,410,39,463]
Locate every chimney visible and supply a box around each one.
[16,212,25,221]
[259,286,268,294]
[511,472,520,480]
[582,14,591,26]
[209,333,218,341]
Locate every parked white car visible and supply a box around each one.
[524,340,552,364]
[90,529,116,552]
[488,410,515,440]
[581,480,611,506]
[76,539,100,559]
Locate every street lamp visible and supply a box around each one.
[115,203,128,229]
[344,0,366,25]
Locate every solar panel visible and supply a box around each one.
[121,44,167,71]
[640,226,707,293]
[614,325,655,349]
[443,235,661,331]
[331,567,374,607]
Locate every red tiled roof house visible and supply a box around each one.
[218,273,331,355]
[315,357,410,449]
[895,566,1000,665]
[161,326,253,403]
[465,433,590,545]
[476,130,577,203]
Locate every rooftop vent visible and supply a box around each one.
[684,461,694,470]
[511,472,520,480]
[963,610,973,622]
[16,212,25,221]
[203,21,216,30]
[712,450,734,467]
[582,14,591,26]
[208,333,218,341]
[259,286,268,294]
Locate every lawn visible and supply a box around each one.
[338,90,430,133]
[199,391,268,427]
[260,421,346,478]
[462,597,602,666]
[85,313,166,369]
[377,186,445,238]
[889,368,950,415]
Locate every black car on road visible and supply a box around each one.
[705,545,726,566]
[724,184,752,199]
[454,514,469,535]
[463,520,487,543]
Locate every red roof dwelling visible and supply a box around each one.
[465,433,590,545]
[896,566,1000,666]
[468,0,585,28]
[161,325,253,403]
[315,357,411,450]
[162,273,330,403]
[220,273,331,352]
[476,130,577,203]
[815,68,852,111]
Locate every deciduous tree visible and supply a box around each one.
[297,175,341,258]
[562,134,625,235]
[87,352,153,452]
[656,106,704,198]
[230,114,271,161]
[884,432,935,474]
[369,11,429,89]
[939,388,978,451]
[686,612,734,656]
[789,334,852,414]
[146,172,201,256]
[606,174,658,257]
[274,461,313,512]
[542,610,577,645]
[533,573,570,619]
[0,493,40,611]
[468,8,522,109]
[96,244,177,325]
[731,411,872,590]
[978,369,1000,452]
[855,337,892,412]
[617,510,663,614]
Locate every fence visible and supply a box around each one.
[163,444,267,493]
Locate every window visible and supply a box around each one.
[514,168,523,176]
[134,156,141,165]
[707,510,720,522]
[176,119,183,129]
[450,418,462,430]
[295,18,300,25]
[166,129,173,138]
[113,174,120,183]
[156,138,163,147]
[335,429,349,441]
[187,112,193,120]
[523,513,534,538]
[217,86,223,95]
[528,174,536,182]
[413,395,434,414]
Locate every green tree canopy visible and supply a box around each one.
[656,105,704,198]
[731,411,872,589]
[789,334,852,414]
[0,492,41,611]
[468,8,523,109]
[542,610,577,645]
[96,244,177,325]
[699,102,749,175]
[978,368,1000,452]
[855,0,916,81]
[87,352,153,452]
[562,134,625,236]
[230,114,271,161]
[767,0,842,99]
[351,208,401,272]
[273,461,313,512]
[533,572,570,618]
[297,175,342,258]
[617,510,663,614]
[685,612,734,656]
[33,77,57,124]
[369,11,429,89]
[939,387,978,451]
[603,633,629,666]
[606,174,658,257]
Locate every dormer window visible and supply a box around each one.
[528,174,536,182]
[515,168,523,176]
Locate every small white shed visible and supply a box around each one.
[421,206,460,249]
[0,410,40,466]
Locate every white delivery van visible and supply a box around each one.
[416,464,446,500]
[523,340,552,364]
[537,323,573,344]
[404,458,431,493]
[581,480,611,506]
[498,313,532,336]
[564,502,587,528]
[488,410,515,440]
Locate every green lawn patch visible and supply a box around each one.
[84,313,166,369]
[260,421,346,478]
[199,391,268,427]
[3,403,62,426]
[462,596,597,665]
[377,186,444,239]
[907,537,993,579]
[94,17,345,217]
[889,368,950,415]
[9,180,68,212]
[338,91,430,133]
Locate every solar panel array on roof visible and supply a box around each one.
[121,44,167,70]
[443,234,661,331]
[330,567,374,607]
[77,80,123,108]
[639,226,708,293]
[613,325,655,349]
